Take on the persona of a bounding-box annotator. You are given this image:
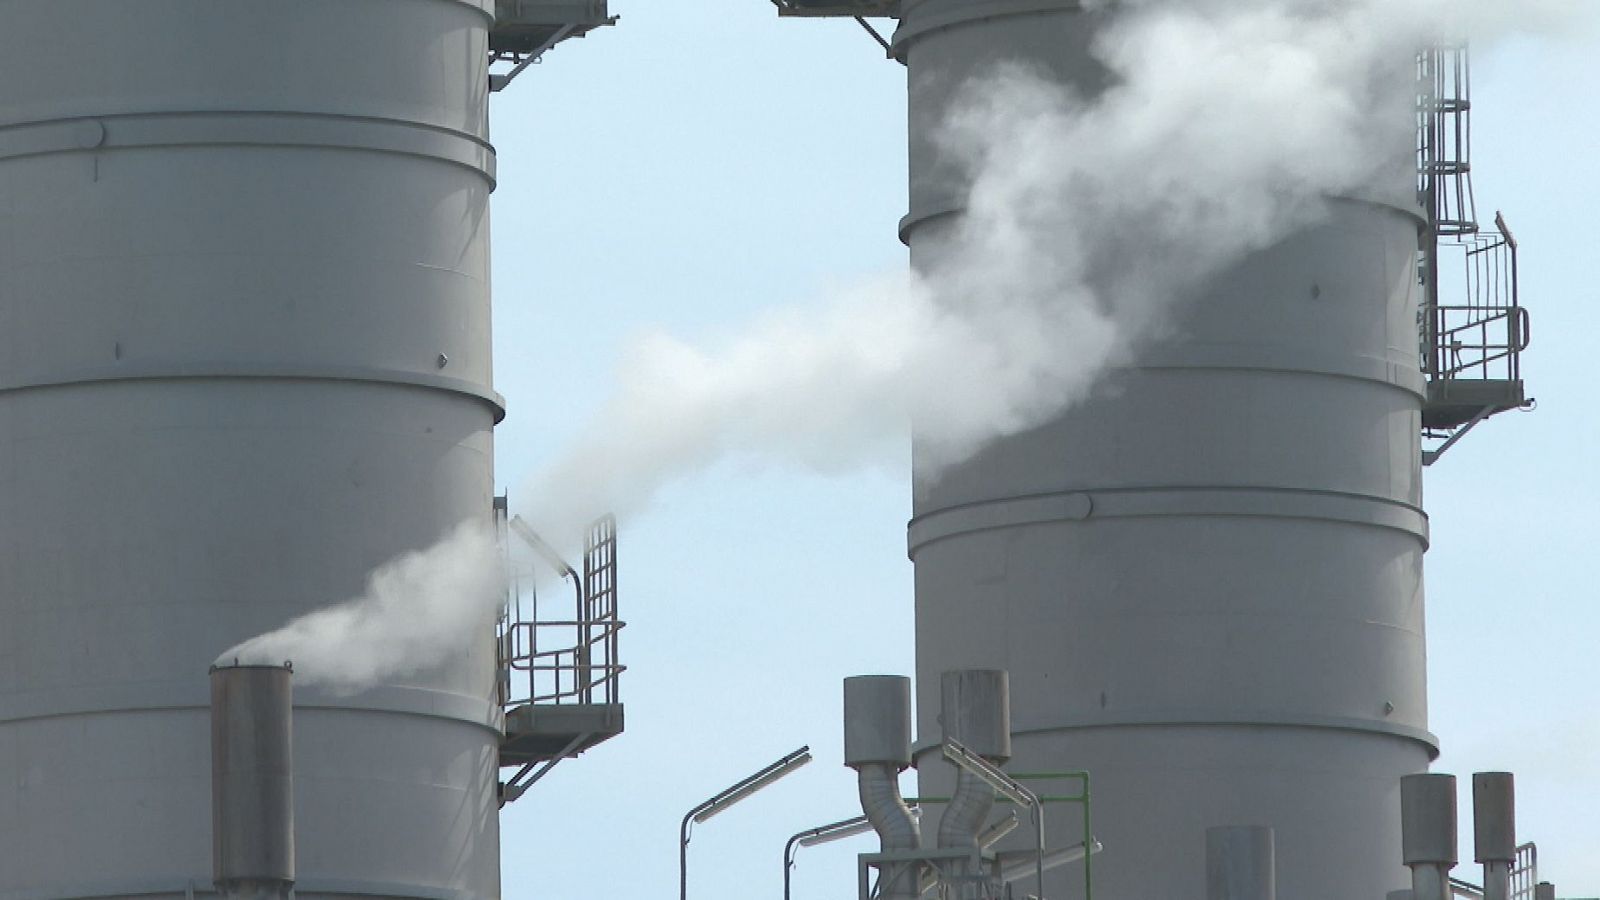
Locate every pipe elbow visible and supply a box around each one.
[857,762,920,852]
[937,768,996,850]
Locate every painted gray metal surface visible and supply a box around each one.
[1206,826,1275,900]
[0,3,501,900]
[845,675,915,767]
[844,677,921,899]
[1402,774,1459,865]
[937,669,1010,761]
[1473,772,1517,862]
[210,664,295,896]
[898,0,1431,897]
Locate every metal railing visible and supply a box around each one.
[1447,843,1537,900]
[495,511,625,708]
[1511,843,1538,900]
[906,770,1095,900]
[1421,214,1526,384]
[502,618,625,705]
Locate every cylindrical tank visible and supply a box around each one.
[0,4,502,900]
[896,1,1432,897]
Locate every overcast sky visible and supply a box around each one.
[484,2,1600,896]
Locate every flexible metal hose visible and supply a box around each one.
[937,767,996,850]
[858,762,920,899]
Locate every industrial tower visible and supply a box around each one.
[0,3,618,900]
[777,1,1529,897]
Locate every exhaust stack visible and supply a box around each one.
[210,662,295,900]
[843,675,920,899]
[1473,773,1516,900]
[936,670,1011,852]
[1401,774,1458,900]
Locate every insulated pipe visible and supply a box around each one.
[210,662,294,900]
[1473,773,1515,900]
[844,676,920,900]
[1401,774,1457,900]
[1206,826,1275,900]
[937,671,1010,850]
[859,762,922,852]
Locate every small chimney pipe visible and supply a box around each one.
[844,675,920,900]
[1473,772,1516,900]
[1401,773,1457,900]
[210,661,295,900]
[937,670,1010,852]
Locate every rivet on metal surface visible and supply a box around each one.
[437,353,450,368]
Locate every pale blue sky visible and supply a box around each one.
[486,3,1600,897]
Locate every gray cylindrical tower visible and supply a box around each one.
[897,1,1432,897]
[0,3,502,900]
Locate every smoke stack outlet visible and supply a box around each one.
[210,662,295,900]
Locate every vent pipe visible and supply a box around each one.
[844,675,920,900]
[1206,826,1275,900]
[936,670,1011,853]
[1401,774,1457,900]
[1473,773,1515,900]
[210,662,295,900]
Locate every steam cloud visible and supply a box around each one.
[523,0,1573,540]
[218,521,505,691]
[220,0,1578,687]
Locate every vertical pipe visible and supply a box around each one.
[210,663,294,900]
[1473,772,1515,900]
[1410,865,1450,900]
[936,670,1010,851]
[1205,826,1275,900]
[1401,774,1457,900]
[845,676,920,900]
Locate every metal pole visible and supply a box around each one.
[680,746,813,900]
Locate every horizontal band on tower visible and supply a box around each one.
[1137,344,1428,397]
[908,485,1429,557]
[911,710,1440,759]
[0,361,507,423]
[0,110,496,185]
[0,680,502,732]
[899,191,1428,244]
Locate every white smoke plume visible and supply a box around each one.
[521,0,1576,540]
[217,520,505,691]
[219,0,1580,688]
